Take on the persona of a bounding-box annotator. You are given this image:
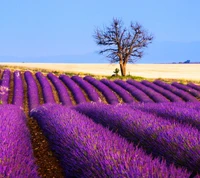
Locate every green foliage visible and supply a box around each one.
[107,74,145,81]
[113,68,120,76]
[52,70,59,75]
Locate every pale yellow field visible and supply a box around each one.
[1,63,200,81]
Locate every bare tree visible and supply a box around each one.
[94,18,153,76]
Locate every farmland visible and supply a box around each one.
[1,63,200,81]
[0,67,200,177]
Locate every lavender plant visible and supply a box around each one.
[75,102,200,174]
[172,82,200,99]
[114,79,153,102]
[131,102,200,131]
[169,101,200,111]
[154,80,199,102]
[59,75,86,104]
[35,72,55,103]
[127,79,169,102]
[141,80,183,102]
[30,103,190,177]
[0,86,9,104]
[71,75,101,102]
[47,73,72,106]
[24,71,40,112]
[0,69,11,104]
[187,82,200,92]
[101,79,134,103]
[84,76,119,104]
[12,70,24,108]
[0,104,39,177]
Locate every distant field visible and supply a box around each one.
[1,63,200,81]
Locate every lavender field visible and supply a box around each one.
[0,69,200,177]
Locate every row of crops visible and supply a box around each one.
[0,69,200,177]
[0,69,200,112]
[1,102,200,177]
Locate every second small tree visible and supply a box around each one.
[94,18,153,76]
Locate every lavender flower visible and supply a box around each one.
[0,104,39,177]
[24,71,40,112]
[84,76,119,104]
[35,72,55,103]
[75,102,200,173]
[59,75,86,104]
[154,80,199,102]
[131,102,200,131]
[0,69,11,104]
[101,79,134,103]
[172,82,200,99]
[47,73,72,106]
[31,103,190,177]
[187,82,200,92]
[127,79,169,102]
[12,70,24,108]
[141,80,183,102]
[71,75,101,102]
[114,79,153,102]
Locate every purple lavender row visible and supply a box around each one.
[71,75,100,102]
[75,102,200,173]
[59,75,86,104]
[114,80,153,102]
[172,82,200,99]
[35,72,55,103]
[47,73,72,106]
[84,76,119,104]
[30,104,189,177]
[12,71,24,108]
[147,100,200,112]
[101,79,134,103]
[0,69,11,104]
[24,71,40,111]
[0,105,39,177]
[141,80,184,102]
[187,82,200,92]
[154,80,199,102]
[127,79,169,102]
[132,102,200,131]
[169,101,200,111]
[0,69,1,84]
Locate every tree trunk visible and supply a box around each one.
[119,63,126,76]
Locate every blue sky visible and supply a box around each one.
[0,0,200,63]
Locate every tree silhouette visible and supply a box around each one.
[94,18,153,76]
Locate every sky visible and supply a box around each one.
[0,0,200,63]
